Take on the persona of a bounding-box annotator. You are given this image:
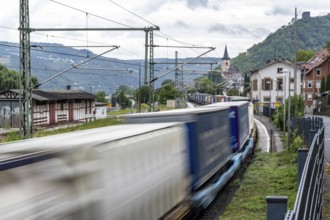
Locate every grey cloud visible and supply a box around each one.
[265,6,292,16]
[186,0,209,9]
[208,23,269,38]
[174,20,190,28]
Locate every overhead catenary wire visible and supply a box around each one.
[0,42,145,68]
[50,0,134,28]
[0,42,215,75]
[36,47,119,87]
[106,0,208,55]
[149,47,215,83]
[1,2,214,61]
[0,25,147,60]
[108,0,158,28]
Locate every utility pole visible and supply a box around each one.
[175,51,178,108]
[138,63,141,113]
[144,29,149,84]
[19,0,32,139]
[293,7,297,95]
[149,29,154,112]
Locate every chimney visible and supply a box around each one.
[66,85,71,90]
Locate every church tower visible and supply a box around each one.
[221,45,230,72]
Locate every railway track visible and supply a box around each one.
[196,125,257,220]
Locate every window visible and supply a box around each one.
[276,78,283,90]
[277,67,283,73]
[316,68,321,76]
[264,97,270,102]
[308,82,312,88]
[253,79,258,91]
[307,93,312,100]
[276,97,283,104]
[262,78,273,91]
[316,82,320,89]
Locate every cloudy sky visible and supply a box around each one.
[1,0,330,60]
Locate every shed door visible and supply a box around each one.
[49,102,56,125]
[68,101,74,122]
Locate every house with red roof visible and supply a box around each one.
[300,48,330,111]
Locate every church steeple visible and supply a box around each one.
[223,45,230,60]
[221,45,231,72]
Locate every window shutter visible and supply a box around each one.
[262,79,265,90]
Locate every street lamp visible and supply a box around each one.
[280,69,291,149]
[266,80,272,120]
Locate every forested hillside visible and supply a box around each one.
[231,14,330,73]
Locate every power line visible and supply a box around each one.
[0,25,147,60]
[50,0,133,28]
[0,42,143,67]
[0,25,16,31]
[108,0,158,28]
[106,0,212,57]
[36,47,119,87]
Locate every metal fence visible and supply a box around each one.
[267,116,325,220]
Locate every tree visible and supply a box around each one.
[296,49,315,62]
[157,83,177,104]
[117,84,135,96]
[321,77,326,93]
[327,75,330,91]
[96,91,108,103]
[243,73,250,96]
[0,64,38,91]
[135,85,150,104]
[161,79,174,86]
[272,94,305,130]
[116,90,131,109]
[226,88,240,96]
[194,77,216,94]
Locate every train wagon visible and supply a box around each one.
[200,101,250,152]
[0,123,189,220]
[120,107,232,192]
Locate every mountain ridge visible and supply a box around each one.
[231,13,330,73]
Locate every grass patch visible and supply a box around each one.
[0,131,21,143]
[1,117,122,143]
[34,117,122,138]
[108,105,175,116]
[220,150,297,220]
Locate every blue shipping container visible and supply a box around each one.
[120,107,232,191]
[201,101,250,152]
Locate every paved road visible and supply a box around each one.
[315,115,330,219]
[254,114,284,152]
[319,116,330,164]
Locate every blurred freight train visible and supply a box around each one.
[188,93,250,105]
[0,102,255,220]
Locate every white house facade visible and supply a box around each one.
[250,59,302,113]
